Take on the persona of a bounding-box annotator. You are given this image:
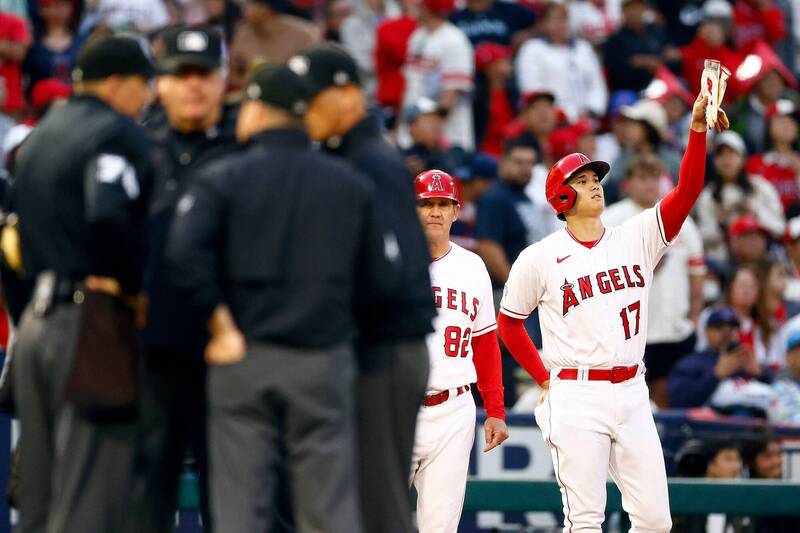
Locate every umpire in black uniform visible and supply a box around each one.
[133,24,236,533]
[292,43,434,533]
[166,63,382,533]
[9,35,154,533]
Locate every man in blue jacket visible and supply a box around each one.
[668,306,772,411]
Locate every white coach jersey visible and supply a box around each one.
[427,242,496,393]
[500,204,671,368]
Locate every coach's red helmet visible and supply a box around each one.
[546,153,610,220]
[415,169,459,204]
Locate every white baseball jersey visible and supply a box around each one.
[501,203,671,368]
[603,198,705,343]
[426,242,496,393]
[403,22,475,151]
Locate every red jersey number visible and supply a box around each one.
[619,301,641,340]
[444,326,472,357]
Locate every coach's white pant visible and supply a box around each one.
[535,372,671,533]
[409,390,476,533]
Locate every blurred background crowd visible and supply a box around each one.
[1,0,800,481]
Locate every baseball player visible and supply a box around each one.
[411,169,508,533]
[497,93,729,532]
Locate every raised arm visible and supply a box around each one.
[659,93,729,241]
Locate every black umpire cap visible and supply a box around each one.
[289,43,360,97]
[158,25,225,74]
[245,63,313,116]
[72,35,155,83]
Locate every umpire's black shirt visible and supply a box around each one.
[325,113,435,342]
[12,94,151,294]
[143,103,238,358]
[166,128,384,348]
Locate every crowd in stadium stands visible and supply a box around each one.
[2,0,800,425]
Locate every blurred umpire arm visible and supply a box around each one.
[165,163,243,364]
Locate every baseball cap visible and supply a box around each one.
[728,214,765,239]
[765,98,797,121]
[520,90,555,108]
[72,35,155,82]
[702,0,733,19]
[786,215,800,241]
[245,63,313,116]
[290,43,360,97]
[707,306,740,328]
[787,329,800,352]
[158,25,224,74]
[404,97,445,124]
[467,153,499,181]
[475,42,511,72]
[715,130,746,155]
[620,100,668,140]
[30,78,72,111]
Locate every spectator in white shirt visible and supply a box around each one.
[402,0,474,150]
[603,153,705,407]
[516,1,607,122]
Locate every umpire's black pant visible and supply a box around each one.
[129,352,211,533]
[13,301,138,533]
[358,338,429,533]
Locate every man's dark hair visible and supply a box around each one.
[503,135,538,157]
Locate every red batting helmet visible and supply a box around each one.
[546,153,610,220]
[414,169,459,204]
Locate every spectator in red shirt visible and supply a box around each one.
[0,11,31,116]
[374,4,417,125]
[473,41,514,157]
[746,99,800,211]
[733,0,787,52]
[680,0,742,96]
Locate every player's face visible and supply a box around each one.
[566,170,604,218]
[157,67,225,130]
[416,197,459,243]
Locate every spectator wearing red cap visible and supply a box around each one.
[0,11,31,116]
[746,99,800,211]
[374,1,417,122]
[516,1,607,122]
[22,0,82,88]
[25,77,71,124]
[729,41,799,154]
[473,41,514,157]
[402,0,475,150]
[507,90,558,166]
[680,1,743,96]
[733,0,787,51]
[697,131,785,263]
[449,0,536,47]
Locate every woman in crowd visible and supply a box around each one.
[23,0,83,87]
[745,99,800,213]
[696,130,785,262]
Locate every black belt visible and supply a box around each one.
[31,272,86,316]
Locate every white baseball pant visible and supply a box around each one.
[535,371,671,533]
[410,390,476,533]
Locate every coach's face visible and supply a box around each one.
[566,170,604,217]
[417,197,460,244]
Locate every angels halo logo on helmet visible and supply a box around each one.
[414,169,459,204]
[546,153,610,220]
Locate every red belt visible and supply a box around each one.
[557,365,639,384]
[423,384,471,407]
